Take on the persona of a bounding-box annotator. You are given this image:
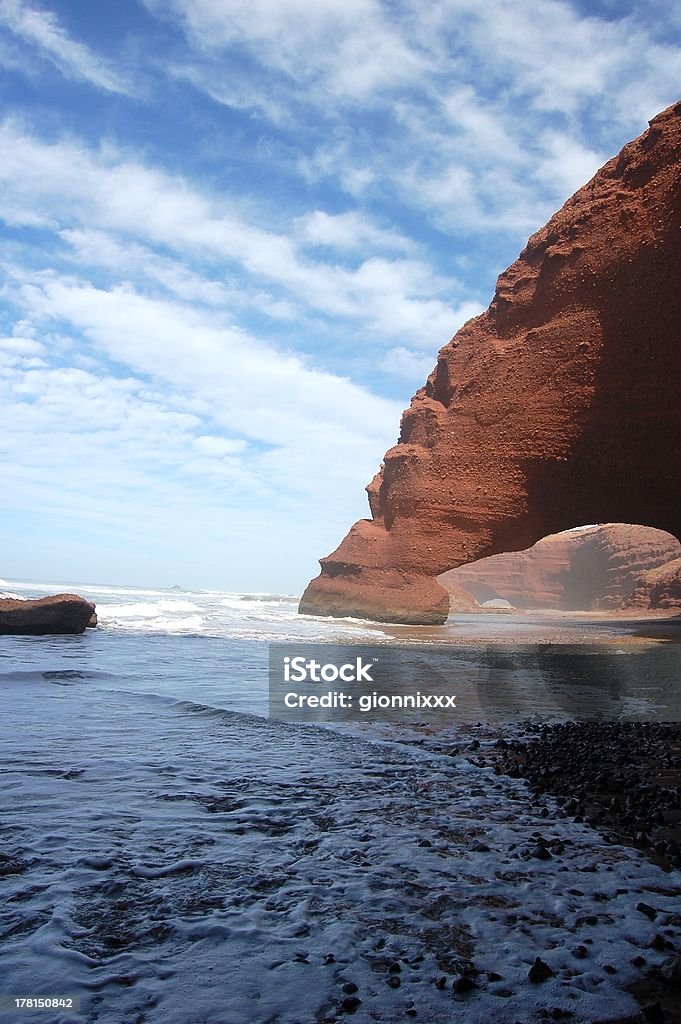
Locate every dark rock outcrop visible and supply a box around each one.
[441,524,681,611]
[0,594,96,635]
[300,102,681,624]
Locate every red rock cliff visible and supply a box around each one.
[440,524,681,611]
[300,102,681,625]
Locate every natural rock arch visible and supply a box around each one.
[299,101,681,624]
[439,524,681,612]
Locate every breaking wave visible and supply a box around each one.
[1,578,385,642]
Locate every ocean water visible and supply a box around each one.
[2,578,681,1024]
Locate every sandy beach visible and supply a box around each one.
[374,611,681,648]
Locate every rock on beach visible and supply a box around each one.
[0,593,97,635]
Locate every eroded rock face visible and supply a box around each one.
[300,102,681,625]
[440,524,681,611]
[0,594,96,635]
[628,557,681,610]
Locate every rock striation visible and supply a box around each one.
[0,594,97,635]
[300,101,681,624]
[441,524,681,611]
[628,556,681,610]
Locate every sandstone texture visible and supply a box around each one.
[441,524,681,611]
[0,594,97,635]
[628,556,681,610]
[300,102,681,624]
[445,582,480,613]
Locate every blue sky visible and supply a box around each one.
[1,0,679,592]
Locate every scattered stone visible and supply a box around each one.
[453,975,477,993]
[386,976,400,989]
[660,953,681,988]
[340,996,361,1014]
[492,722,681,872]
[528,957,555,984]
[638,902,659,921]
[342,982,358,995]
[388,963,401,974]
[0,850,32,876]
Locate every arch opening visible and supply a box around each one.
[438,523,681,616]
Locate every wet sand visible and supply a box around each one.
[411,719,681,1023]
[373,610,681,648]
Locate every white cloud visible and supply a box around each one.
[295,210,412,253]
[0,122,468,345]
[380,346,437,380]
[145,0,426,101]
[535,132,606,198]
[194,435,247,457]
[0,289,404,588]
[0,0,133,94]
[157,0,680,247]
[60,228,232,307]
[440,86,522,161]
[169,62,292,125]
[6,270,402,466]
[0,334,44,357]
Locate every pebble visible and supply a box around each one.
[660,953,681,987]
[453,975,477,993]
[493,722,681,871]
[528,957,555,983]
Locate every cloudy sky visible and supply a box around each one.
[1,0,679,592]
